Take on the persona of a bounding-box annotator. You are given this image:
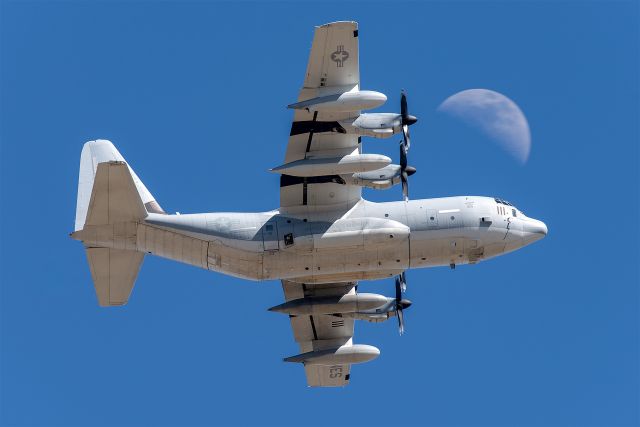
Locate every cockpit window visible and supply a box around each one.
[495,198,514,207]
[512,209,517,217]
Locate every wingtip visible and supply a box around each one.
[317,21,358,29]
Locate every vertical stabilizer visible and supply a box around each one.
[75,139,163,231]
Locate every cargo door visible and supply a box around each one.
[262,220,279,251]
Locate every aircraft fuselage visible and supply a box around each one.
[110,196,547,284]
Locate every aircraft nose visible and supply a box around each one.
[540,221,548,236]
[523,219,548,238]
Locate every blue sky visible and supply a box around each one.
[1,1,638,426]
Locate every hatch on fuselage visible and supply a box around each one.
[437,209,462,229]
[262,220,279,251]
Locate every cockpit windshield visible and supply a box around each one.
[495,197,524,216]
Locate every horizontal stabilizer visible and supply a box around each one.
[86,248,144,306]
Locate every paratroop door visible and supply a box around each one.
[262,220,279,251]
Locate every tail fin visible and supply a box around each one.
[73,139,162,306]
[75,139,164,232]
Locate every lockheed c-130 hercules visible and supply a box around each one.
[71,21,547,387]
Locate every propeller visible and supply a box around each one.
[400,90,418,150]
[398,91,417,201]
[394,272,412,335]
[399,141,416,201]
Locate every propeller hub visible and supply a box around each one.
[398,299,412,309]
[404,115,418,126]
[405,166,416,176]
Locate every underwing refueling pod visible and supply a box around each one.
[288,90,387,113]
[270,153,391,177]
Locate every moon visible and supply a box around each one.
[437,89,531,164]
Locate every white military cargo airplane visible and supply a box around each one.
[71,21,547,387]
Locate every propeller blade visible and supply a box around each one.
[397,308,405,335]
[402,125,411,151]
[401,90,418,125]
[394,273,408,335]
[398,111,412,201]
[401,171,409,201]
[400,142,408,169]
[401,90,408,121]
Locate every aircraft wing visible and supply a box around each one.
[281,280,356,387]
[280,21,362,213]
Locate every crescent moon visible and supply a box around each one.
[438,89,531,164]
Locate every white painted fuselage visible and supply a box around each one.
[123,196,547,284]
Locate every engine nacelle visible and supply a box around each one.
[348,164,402,189]
[342,312,395,323]
[344,164,416,190]
[268,293,391,316]
[338,113,403,139]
